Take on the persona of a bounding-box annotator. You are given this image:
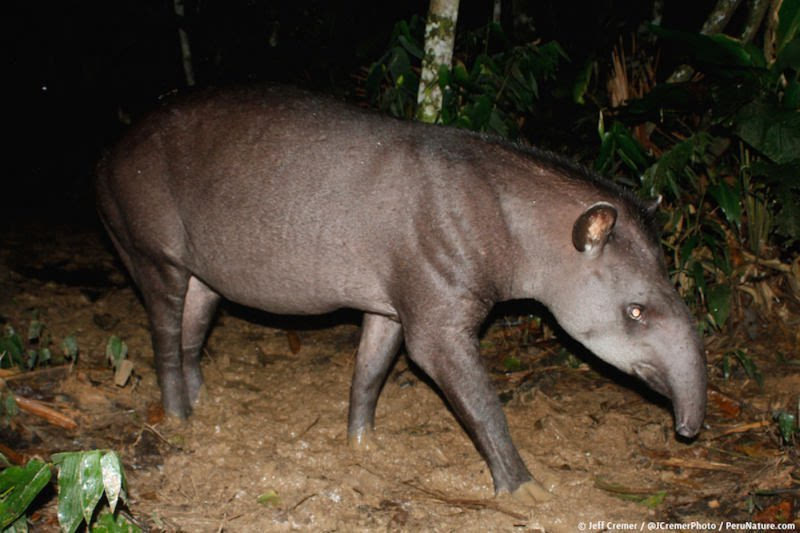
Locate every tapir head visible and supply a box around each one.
[541,201,707,437]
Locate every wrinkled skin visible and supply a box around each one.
[96,85,706,500]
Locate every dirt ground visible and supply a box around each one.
[1,218,798,532]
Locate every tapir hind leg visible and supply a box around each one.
[348,313,403,449]
[181,276,221,406]
[130,260,193,419]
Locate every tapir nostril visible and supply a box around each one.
[675,421,699,438]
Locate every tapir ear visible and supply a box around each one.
[644,195,662,217]
[572,202,618,255]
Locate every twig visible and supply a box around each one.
[294,415,320,441]
[657,457,745,473]
[289,493,318,512]
[714,420,772,437]
[143,423,182,449]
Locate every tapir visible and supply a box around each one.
[95,85,706,502]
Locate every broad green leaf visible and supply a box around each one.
[650,25,762,68]
[707,284,732,328]
[0,460,51,529]
[54,452,87,533]
[734,100,800,164]
[100,453,126,514]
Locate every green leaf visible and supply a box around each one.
[256,490,281,507]
[708,181,742,227]
[397,35,423,60]
[775,411,798,443]
[734,100,800,164]
[706,284,732,328]
[100,453,126,514]
[503,356,522,372]
[572,60,593,104]
[650,25,763,68]
[54,452,89,533]
[776,0,800,57]
[774,38,800,73]
[732,350,764,388]
[26,321,43,344]
[78,452,104,526]
[105,337,128,371]
[90,510,141,533]
[0,460,52,529]
[61,336,79,361]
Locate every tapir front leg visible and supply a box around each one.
[348,313,403,449]
[403,317,551,502]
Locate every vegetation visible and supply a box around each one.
[367,2,800,333]
[0,451,138,532]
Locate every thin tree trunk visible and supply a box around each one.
[763,0,784,63]
[416,0,460,123]
[174,0,195,87]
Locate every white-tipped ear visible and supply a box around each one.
[572,202,617,255]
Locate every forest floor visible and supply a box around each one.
[0,216,798,532]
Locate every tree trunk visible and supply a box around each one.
[416,0,460,124]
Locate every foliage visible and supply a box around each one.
[0,315,78,371]
[105,337,128,372]
[0,451,137,533]
[366,6,799,330]
[774,409,798,445]
[595,8,800,329]
[367,19,567,139]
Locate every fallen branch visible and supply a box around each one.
[0,442,27,465]
[13,394,78,430]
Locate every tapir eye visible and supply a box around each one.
[627,304,645,321]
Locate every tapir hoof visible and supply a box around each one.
[511,479,553,504]
[348,427,379,452]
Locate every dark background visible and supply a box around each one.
[7,0,713,214]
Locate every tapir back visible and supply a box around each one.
[96,86,515,317]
